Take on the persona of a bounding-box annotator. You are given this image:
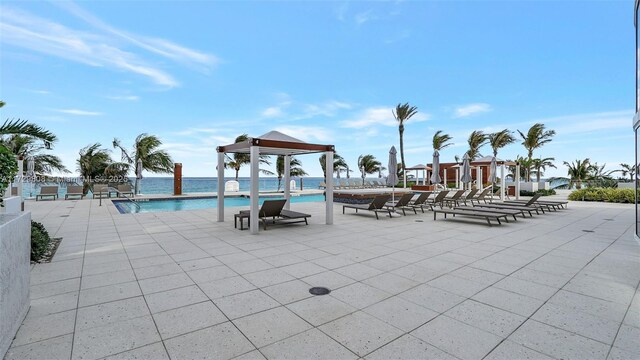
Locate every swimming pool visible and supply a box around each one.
[113,194,325,214]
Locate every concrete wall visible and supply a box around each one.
[0,211,31,358]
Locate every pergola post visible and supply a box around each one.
[455,168,459,189]
[325,151,333,225]
[284,155,291,210]
[217,151,225,222]
[250,146,260,234]
[17,157,23,202]
[515,163,521,200]
[443,168,447,188]
[500,164,505,201]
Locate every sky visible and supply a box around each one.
[0,0,634,179]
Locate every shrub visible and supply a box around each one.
[568,188,635,203]
[31,221,51,260]
[0,145,19,206]
[520,189,556,197]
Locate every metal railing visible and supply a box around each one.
[98,187,141,210]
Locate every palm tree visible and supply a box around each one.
[506,155,530,181]
[466,130,488,160]
[564,158,591,189]
[531,157,556,182]
[392,103,418,186]
[432,130,453,151]
[488,129,516,157]
[0,101,57,144]
[224,134,273,180]
[77,144,127,194]
[113,134,174,194]
[619,163,636,182]
[357,154,383,184]
[518,123,556,163]
[276,155,307,191]
[319,153,348,179]
[1,135,68,175]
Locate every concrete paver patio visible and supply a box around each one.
[4,196,640,360]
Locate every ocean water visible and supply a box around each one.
[18,177,336,197]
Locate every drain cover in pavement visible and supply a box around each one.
[60,215,69,217]
[309,287,331,295]
[415,219,424,222]
[603,219,614,221]
[582,230,595,233]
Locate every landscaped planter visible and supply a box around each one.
[0,211,31,358]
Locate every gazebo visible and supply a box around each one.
[405,164,431,185]
[216,131,335,234]
[469,156,518,200]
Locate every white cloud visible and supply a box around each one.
[340,106,430,128]
[53,108,102,116]
[25,89,50,94]
[453,103,492,118]
[0,5,217,88]
[273,126,332,142]
[262,106,285,118]
[384,29,411,44]
[106,95,139,101]
[355,10,375,25]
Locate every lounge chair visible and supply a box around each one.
[385,193,417,215]
[234,199,311,230]
[453,206,523,221]
[443,190,466,208]
[342,194,392,219]
[65,185,84,200]
[117,184,134,197]
[427,190,450,209]
[473,194,547,215]
[92,184,109,199]
[36,185,58,201]
[460,189,479,205]
[340,180,349,189]
[470,187,492,204]
[318,181,327,189]
[433,208,510,226]
[503,197,568,210]
[408,191,433,213]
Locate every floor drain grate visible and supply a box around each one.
[582,230,595,233]
[603,219,614,221]
[60,215,69,217]
[415,219,424,222]
[309,287,331,296]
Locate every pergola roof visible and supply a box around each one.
[406,164,432,170]
[471,156,517,166]
[217,131,334,156]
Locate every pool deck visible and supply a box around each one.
[4,194,640,360]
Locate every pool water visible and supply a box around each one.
[113,194,326,214]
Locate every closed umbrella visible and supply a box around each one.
[27,157,35,198]
[387,146,398,202]
[430,150,441,185]
[488,156,497,202]
[460,153,472,189]
[135,158,143,195]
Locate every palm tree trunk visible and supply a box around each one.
[235,169,239,181]
[399,127,405,188]
[277,177,282,191]
[536,167,541,182]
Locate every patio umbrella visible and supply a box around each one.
[27,157,35,197]
[135,158,143,195]
[489,156,497,202]
[387,146,398,202]
[430,150,441,185]
[460,153,472,189]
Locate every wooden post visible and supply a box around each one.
[174,163,182,195]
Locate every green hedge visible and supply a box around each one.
[31,221,51,261]
[568,188,635,203]
[520,189,556,197]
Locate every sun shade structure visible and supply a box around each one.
[216,131,335,234]
[406,163,431,185]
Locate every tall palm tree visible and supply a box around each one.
[276,155,307,191]
[224,134,273,180]
[531,157,556,182]
[357,154,383,184]
[488,129,516,157]
[518,123,556,163]
[564,158,591,189]
[507,155,530,181]
[1,135,68,174]
[77,143,126,194]
[466,130,488,160]
[113,134,174,194]
[432,130,453,151]
[392,103,418,186]
[619,163,636,182]
[319,153,347,179]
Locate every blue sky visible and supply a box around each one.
[0,0,634,178]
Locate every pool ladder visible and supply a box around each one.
[99,187,141,210]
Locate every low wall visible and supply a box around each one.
[0,211,31,358]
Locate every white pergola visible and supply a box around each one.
[470,156,518,201]
[216,131,335,235]
[405,164,431,185]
